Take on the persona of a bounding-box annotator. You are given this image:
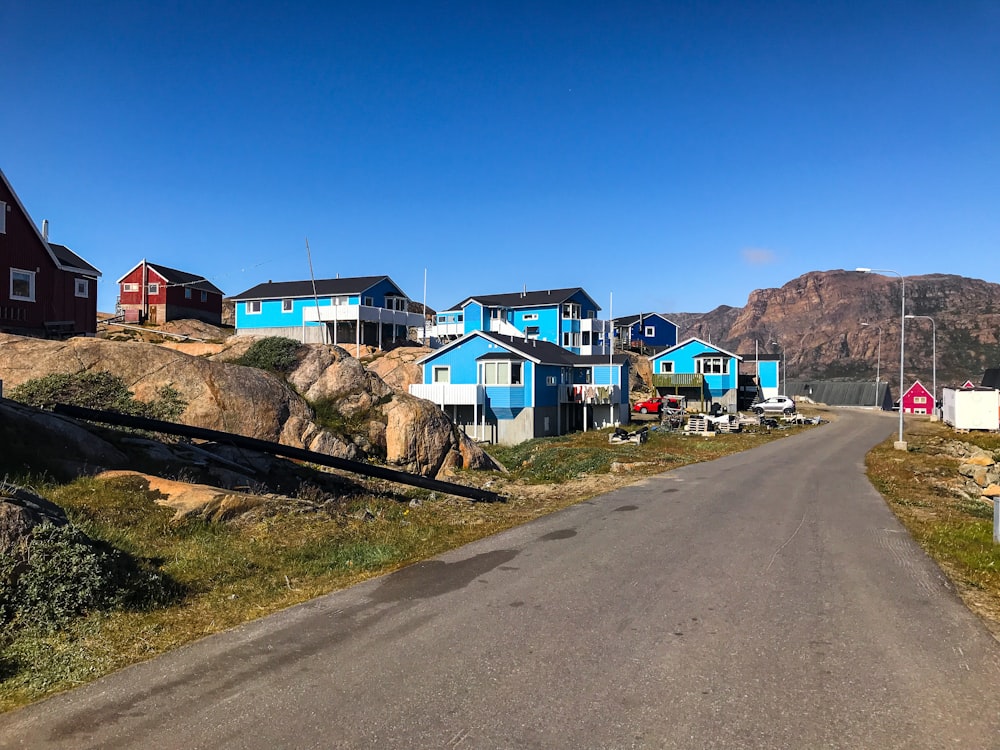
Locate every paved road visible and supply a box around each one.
[3,410,1000,748]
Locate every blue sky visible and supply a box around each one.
[3,1,998,316]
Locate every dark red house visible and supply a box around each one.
[116,260,224,326]
[0,167,101,337]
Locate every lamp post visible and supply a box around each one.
[861,322,882,408]
[856,268,906,449]
[905,314,936,419]
[768,339,785,395]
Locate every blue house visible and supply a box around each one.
[410,331,630,445]
[230,275,424,348]
[422,287,611,356]
[649,337,743,412]
[612,313,678,352]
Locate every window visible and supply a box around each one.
[525,325,540,337]
[562,302,580,319]
[482,361,522,386]
[546,375,557,386]
[363,296,374,306]
[432,366,450,384]
[913,396,927,404]
[200,290,208,302]
[74,278,89,298]
[660,361,674,374]
[523,313,538,321]
[562,332,580,347]
[696,357,728,375]
[282,298,294,313]
[490,307,506,320]
[332,296,348,306]
[0,201,6,233]
[246,300,262,314]
[581,331,591,346]
[587,310,596,319]
[185,287,193,299]
[387,296,407,311]
[147,282,160,295]
[122,282,139,293]
[10,269,35,301]
[644,325,656,338]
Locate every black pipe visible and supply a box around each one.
[51,403,502,503]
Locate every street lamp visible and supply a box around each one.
[860,322,882,408]
[768,339,785,395]
[856,268,906,449]
[905,314,936,418]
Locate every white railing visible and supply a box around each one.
[302,304,424,329]
[409,383,486,406]
[422,321,465,339]
[488,319,523,337]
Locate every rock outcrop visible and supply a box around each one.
[0,333,497,478]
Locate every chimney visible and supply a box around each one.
[41,219,48,240]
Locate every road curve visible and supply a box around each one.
[2,409,1000,749]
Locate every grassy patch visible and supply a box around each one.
[865,419,1000,631]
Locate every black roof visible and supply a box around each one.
[982,369,1000,389]
[49,243,101,276]
[146,262,224,295]
[464,333,628,367]
[612,312,675,326]
[231,275,395,301]
[446,287,597,313]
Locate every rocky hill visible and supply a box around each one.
[0,334,497,479]
[667,270,1000,389]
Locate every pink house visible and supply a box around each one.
[901,380,934,415]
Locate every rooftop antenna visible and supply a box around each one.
[305,237,325,344]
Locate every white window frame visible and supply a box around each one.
[522,313,539,321]
[644,325,656,338]
[282,298,294,313]
[696,357,728,375]
[490,307,506,320]
[432,366,451,384]
[562,332,580,347]
[75,278,90,298]
[660,361,674,374]
[246,300,262,315]
[122,282,139,293]
[562,302,581,320]
[10,268,35,302]
[147,282,160,295]
[363,296,374,307]
[913,395,927,404]
[481,361,523,386]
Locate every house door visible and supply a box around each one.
[148,306,157,325]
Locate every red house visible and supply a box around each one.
[901,380,934,415]
[0,167,101,337]
[116,260,224,326]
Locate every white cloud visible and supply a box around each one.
[742,247,777,266]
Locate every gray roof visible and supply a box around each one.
[982,369,1000,389]
[231,275,396,301]
[785,379,894,408]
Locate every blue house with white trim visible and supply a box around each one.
[410,331,630,445]
[649,337,743,412]
[230,275,424,348]
[612,313,678,352]
[422,287,611,356]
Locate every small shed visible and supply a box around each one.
[942,387,1000,431]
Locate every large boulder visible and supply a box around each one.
[366,345,432,393]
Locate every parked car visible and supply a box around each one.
[752,396,796,415]
[633,396,685,414]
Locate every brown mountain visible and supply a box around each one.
[667,269,1000,391]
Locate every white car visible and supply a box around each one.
[752,396,796,415]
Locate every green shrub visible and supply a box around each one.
[0,523,180,631]
[9,372,186,422]
[232,337,301,374]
